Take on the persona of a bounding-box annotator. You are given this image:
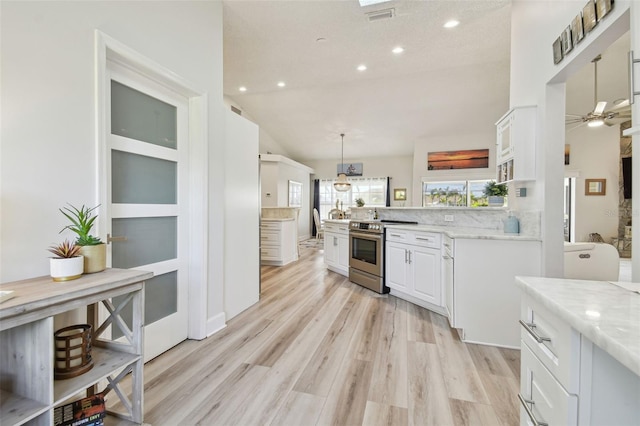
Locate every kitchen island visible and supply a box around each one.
[515,276,639,425]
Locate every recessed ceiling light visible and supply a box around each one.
[358,0,391,6]
[392,46,404,54]
[277,81,286,88]
[239,86,247,92]
[357,64,367,72]
[444,20,460,28]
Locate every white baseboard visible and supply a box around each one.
[206,312,227,337]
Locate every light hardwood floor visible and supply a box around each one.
[116,243,520,425]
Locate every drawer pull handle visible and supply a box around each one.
[518,393,548,426]
[389,233,403,238]
[519,320,551,343]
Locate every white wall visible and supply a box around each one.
[305,155,413,206]
[223,95,291,156]
[412,132,497,206]
[1,1,226,329]
[510,0,632,277]
[224,110,260,320]
[566,125,621,242]
[260,155,314,240]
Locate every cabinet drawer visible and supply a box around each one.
[520,296,580,393]
[520,343,578,426]
[261,246,281,259]
[325,223,349,235]
[411,231,441,248]
[260,231,280,244]
[261,221,282,230]
[386,229,410,243]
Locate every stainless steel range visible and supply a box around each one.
[348,219,417,294]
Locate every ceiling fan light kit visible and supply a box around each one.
[566,53,631,130]
[334,133,352,192]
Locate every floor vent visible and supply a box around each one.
[231,105,242,116]
[366,8,394,22]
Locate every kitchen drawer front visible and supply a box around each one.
[260,231,280,244]
[410,231,441,249]
[261,246,281,259]
[325,223,349,235]
[520,342,578,426]
[386,229,410,243]
[520,296,581,394]
[261,221,282,230]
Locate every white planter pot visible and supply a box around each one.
[488,196,505,207]
[50,256,84,282]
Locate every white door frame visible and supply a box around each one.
[94,30,208,340]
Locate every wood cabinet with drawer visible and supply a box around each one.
[261,219,297,266]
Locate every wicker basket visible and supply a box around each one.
[54,324,93,380]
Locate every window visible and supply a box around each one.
[422,179,492,207]
[318,177,387,219]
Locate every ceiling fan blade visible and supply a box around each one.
[567,121,587,132]
[593,101,607,115]
[565,117,584,125]
[608,99,630,113]
[566,113,585,118]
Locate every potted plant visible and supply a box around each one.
[355,197,365,207]
[484,181,508,207]
[48,240,84,282]
[59,204,106,273]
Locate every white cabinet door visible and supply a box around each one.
[337,234,350,272]
[385,241,409,291]
[412,246,440,306]
[324,233,339,266]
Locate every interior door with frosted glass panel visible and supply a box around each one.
[107,63,188,361]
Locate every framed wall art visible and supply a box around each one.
[571,13,584,46]
[553,37,564,65]
[427,149,489,170]
[561,25,573,55]
[585,178,606,196]
[393,188,407,201]
[337,162,363,176]
[288,180,302,207]
[582,0,597,33]
[595,0,612,22]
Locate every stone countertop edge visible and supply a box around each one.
[261,217,295,222]
[515,276,640,377]
[384,224,541,241]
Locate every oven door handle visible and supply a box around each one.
[349,231,383,241]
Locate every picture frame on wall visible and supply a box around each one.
[393,188,407,201]
[571,14,584,46]
[582,0,597,33]
[561,26,573,55]
[595,0,612,22]
[585,178,606,196]
[553,37,563,64]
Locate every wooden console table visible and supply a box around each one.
[0,268,152,426]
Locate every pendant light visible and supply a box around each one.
[334,133,351,192]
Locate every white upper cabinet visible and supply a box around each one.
[496,106,537,183]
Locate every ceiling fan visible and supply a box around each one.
[566,54,631,131]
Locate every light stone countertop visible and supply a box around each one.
[261,217,295,222]
[515,276,640,376]
[324,219,351,224]
[383,224,541,241]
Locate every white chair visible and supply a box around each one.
[313,208,324,239]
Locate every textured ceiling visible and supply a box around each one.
[223,0,628,162]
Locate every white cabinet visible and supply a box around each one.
[261,219,298,266]
[385,229,443,312]
[0,269,151,426]
[324,221,349,276]
[519,292,640,426]
[442,235,454,326]
[496,106,536,183]
[453,238,540,347]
